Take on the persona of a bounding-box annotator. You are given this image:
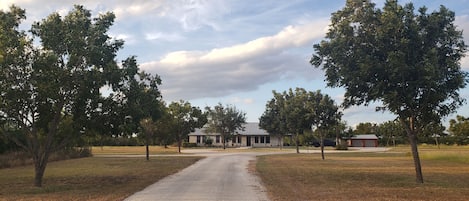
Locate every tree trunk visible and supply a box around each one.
[178,140,182,153]
[33,151,50,187]
[145,143,150,161]
[400,117,424,183]
[320,134,325,160]
[223,137,226,150]
[295,134,300,154]
[146,132,150,161]
[408,132,423,183]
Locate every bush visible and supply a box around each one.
[182,142,197,148]
[335,143,348,150]
[0,147,92,169]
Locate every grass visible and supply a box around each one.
[0,155,202,200]
[90,145,181,155]
[256,145,469,201]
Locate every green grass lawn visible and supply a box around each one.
[256,145,469,201]
[0,156,202,201]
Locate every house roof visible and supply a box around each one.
[189,122,269,136]
[351,134,378,140]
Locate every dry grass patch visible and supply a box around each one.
[91,145,180,155]
[0,156,202,201]
[257,149,469,201]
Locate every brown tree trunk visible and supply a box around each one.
[400,117,424,183]
[33,151,49,187]
[295,134,300,154]
[320,132,325,160]
[408,132,423,183]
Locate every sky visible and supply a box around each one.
[2,0,469,129]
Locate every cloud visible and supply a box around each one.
[145,32,185,42]
[141,19,329,101]
[455,15,469,70]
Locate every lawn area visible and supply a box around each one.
[256,145,469,201]
[0,156,203,201]
[91,145,181,155]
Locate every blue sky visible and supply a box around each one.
[2,0,469,128]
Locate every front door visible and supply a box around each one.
[246,136,251,146]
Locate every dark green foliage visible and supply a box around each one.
[205,103,246,149]
[0,5,162,187]
[312,0,467,183]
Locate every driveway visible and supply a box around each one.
[124,151,269,201]
[123,147,389,201]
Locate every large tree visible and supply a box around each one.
[205,103,246,149]
[311,0,467,183]
[114,57,163,160]
[308,91,342,160]
[449,115,469,145]
[167,100,207,153]
[259,92,287,149]
[0,5,134,187]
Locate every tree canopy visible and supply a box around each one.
[205,103,246,149]
[311,0,467,183]
[0,5,162,187]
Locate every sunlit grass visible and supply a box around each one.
[257,146,469,201]
[91,145,180,155]
[0,156,203,200]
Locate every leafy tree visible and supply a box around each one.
[112,57,163,160]
[166,100,207,153]
[354,122,378,134]
[449,115,469,145]
[259,92,287,149]
[307,91,342,160]
[0,5,150,187]
[263,88,341,155]
[377,120,406,147]
[311,0,467,183]
[282,88,310,153]
[205,103,246,149]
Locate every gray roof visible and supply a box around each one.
[189,122,269,136]
[351,134,378,140]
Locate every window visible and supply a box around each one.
[237,136,241,143]
[266,136,270,144]
[196,136,201,143]
[216,136,220,143]
[260,136,265,143]
[254,136,259,143]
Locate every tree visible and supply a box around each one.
[205,103,246,149]
[0,5,128,187]
[167,100,207,153]
[308,92,342,160]
[259,93,287,149]
[113,57,163,160]
[354,122,378,134]
[377,120,405,147]
[311,0,467,183]
[449,115,469,145]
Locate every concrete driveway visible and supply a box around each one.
[123,147,389,201]
[124,151,269,201]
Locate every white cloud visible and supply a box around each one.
[141,19,328,101]
[145,32,184,42]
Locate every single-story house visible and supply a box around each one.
[188,122,283,147]
[348,134,379,147]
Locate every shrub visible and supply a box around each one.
[182,142,197,148]
[335,143,348,150]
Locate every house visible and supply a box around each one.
[348,134,379,147]
[188,122,283,147]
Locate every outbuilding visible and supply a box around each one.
[348,134,379,147]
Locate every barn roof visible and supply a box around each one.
[351,134,378,140]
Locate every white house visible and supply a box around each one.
[188,122,283,147]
